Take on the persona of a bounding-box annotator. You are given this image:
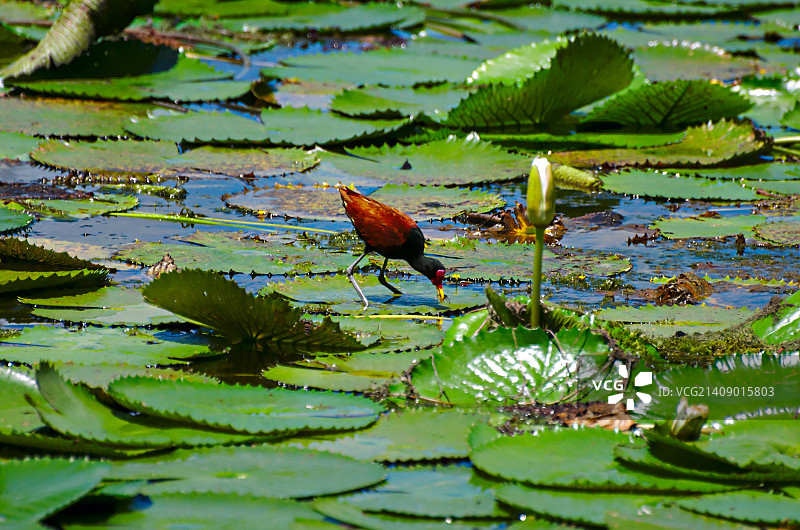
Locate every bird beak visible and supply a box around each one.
[436,284,445,302]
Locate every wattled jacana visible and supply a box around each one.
[339,186,446,309]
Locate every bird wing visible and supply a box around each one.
[339,187,417,254]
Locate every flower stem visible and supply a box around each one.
[530,225,545,329]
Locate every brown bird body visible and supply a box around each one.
[339,186,445,309]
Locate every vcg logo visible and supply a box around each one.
[591,365,653,411]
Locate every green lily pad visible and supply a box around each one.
[595,304,755,337]
[667,163,800,181]
[631,43,757,82]
[679,491,800,526]
[74,493,324,528]
[443,33,634,130]
[10,192,138,219]
[227,183,503,221]
[0,325,215,366]
[30,364,258,449]
[321,137,532,185]
[143,269,366,349]
[781,100,800,129]
[548,120,765,168]
[282,409,479,462]
[108,444,385,498]
[745,180,800,196]
[429,237,632,281]
[412,326,609,405]
[126,107,408,146]
[107,377,383,435]
[752,290,800,344]
[653,214,767,239]
[20,285,183,325]
[472,428,733,492]
[466,37,568,85]
[114,230,357,275]
[484,130,687,150]
[11,43,250,102]
[263,350,428,392]
[0,96,155,137]
[155,0,288,16]
[329,315,444,352]
[31,139,318,176]
[552,0,726,17]
[262,48,480,87]
[584,80,752,130]
[0,130,41,160]
[0,204,34,233]
[224,3,423,33]
[340,465,512,518]
[263,274,483,315]
[755,219,800,246]
[0,458,108,526]
[331,85,470,119]
[601,170,760,201]
[0,269,107,296]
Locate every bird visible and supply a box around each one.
[339,186,445,309]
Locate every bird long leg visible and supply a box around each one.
[346,250,370,309]
[378,257,402,295]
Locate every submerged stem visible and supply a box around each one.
[530,225,545,329]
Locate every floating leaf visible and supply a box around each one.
[108,445,385,498]
[595,304,754,337]
[0,130,41,160]
[283,409,479,462]
[484,130,687,150]
[142,269,365,349]
[652,214,767,239]
[11,192,138,219]
[755,219,800,246]
[226,183,503,221]
[467,38,567,85]
[0,326,214,366]
[114,231,356,275]
[224,4,423,33]
[751,290,800,344]
[0,269,107,295]
[0,458,108,526]
[32,139,317,176]
[0,96,155,136]
[631,42,757,82]
[322,137,532,185]
[263,274,484,315]
[155,0,288,16]
[0,237,105,270]
[472,429,732,492]
[548,120,765,168]
[108,377,383,435]
[601,170,760,201]
[21,285,183,325]
[340,465,512,518]
[412,326,608,405]
[664,163,800,181]
[552,0,725,17]
[679,491,800,526]
[584,80,752,130]
[30,363,257,448]
[262,48,480,87]
[643,354,800,421]
[0,204,34,233]
[331,85,469,119]
[77,493,324,528]
[443,33,634,131]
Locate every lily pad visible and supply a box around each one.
[548,120,765,168]
[114,231,357,275]
[0,326,215,366]
[0,204,34,233]
[155,0,289,16]
[631,42,757,82]
[339,465,512,518]
[653,214,767,239]
[601,170,760,201]
[20,285,183,325]
[755,219,800,246]
[679,491,800,526]
[752,290,800,344]
[667,163,800,181]
[225,4,423,33]
[227,183,503,221]
[0,96,155,137]
[107,444,385,498]
[0,269,107,295]
[429,237,632,281]
[412,326,609,405]
[107,377,383,435]
[263,274,484,315]
[31,139,318,177]
[0,130,41,160]
[262,48,480,87]
[10,192,138,219]
[0,458,108,526]
[321,137,532,185]
[282,409,479,462]
[595,304,755,337]
[331,85,470,119]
